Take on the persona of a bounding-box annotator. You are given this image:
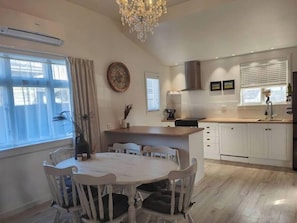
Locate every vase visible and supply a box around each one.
[120,119,127,129]
[75,133,91,160]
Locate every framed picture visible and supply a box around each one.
[223,80,235,90]
[210,81,222,91]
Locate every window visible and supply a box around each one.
[0,49,72,151]
[145,72,160,111]
[240,58,288,105]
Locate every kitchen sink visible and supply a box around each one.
[257,119,284,122]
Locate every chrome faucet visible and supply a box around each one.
[265,98,274,120]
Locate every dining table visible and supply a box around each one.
[56,152,179,223]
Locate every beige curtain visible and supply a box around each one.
[68,57,101,153]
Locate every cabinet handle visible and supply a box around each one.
[207,138,210,141]
[231,128,234,130]
[207,131,210,134]
[207,145,210,147]
[206,126,210,128]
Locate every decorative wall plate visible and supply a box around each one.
[107,62,130,92]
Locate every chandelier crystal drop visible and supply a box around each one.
[116,0,167,42]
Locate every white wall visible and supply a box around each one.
[0,0,170,217]
[1,0,296,217]
[171,47,297,119]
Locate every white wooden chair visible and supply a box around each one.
[72,172,129,223]
[141,145,180,166]
[141,158,197,223]
[43,161,80,223]
[108,142,142,155]
[136,145,181,200]
[49,147,74,165]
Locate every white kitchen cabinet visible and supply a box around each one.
[248,124,269,159]
[248,123,290,161]
[219,123,248,157]
[199,122,220,159]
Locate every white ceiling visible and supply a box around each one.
[67,0,297,66]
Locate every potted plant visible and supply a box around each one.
[53,111,91,160]
[121,104,133,128]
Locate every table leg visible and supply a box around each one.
[127,184,136,223]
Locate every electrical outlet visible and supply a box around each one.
[107,123,112,129]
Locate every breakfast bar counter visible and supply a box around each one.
[105,126,205,183]
[105,125,203,136]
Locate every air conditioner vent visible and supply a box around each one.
[0,8,65,46]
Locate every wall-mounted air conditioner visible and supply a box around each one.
[0,8,65,46]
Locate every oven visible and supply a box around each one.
[174,118,205,127]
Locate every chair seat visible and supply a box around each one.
[136,179,169,192]
[142,191,181,214]
[82,193,129,221]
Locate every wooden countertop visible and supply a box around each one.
[105,126,204,136]
[199,118,292,124]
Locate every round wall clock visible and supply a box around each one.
[107,62,130,92]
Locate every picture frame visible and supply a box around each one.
[210,81,222,91]
[223,80,235,90]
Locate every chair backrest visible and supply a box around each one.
[168,158,197,215]
[43,161,78,208]
[141,145,181,166]
[49,147,74,165]
[110,142,142,155]
[72,172,128,222]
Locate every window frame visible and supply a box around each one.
[239,57,289,106]
[145,72,160,112]
[0,47,73,153]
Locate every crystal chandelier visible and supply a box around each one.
[116,0,167,42]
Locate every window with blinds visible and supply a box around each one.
[240,58,288,105]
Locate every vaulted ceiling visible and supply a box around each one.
[67,0,297,66]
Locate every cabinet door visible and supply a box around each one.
[269,124,287,160]
[220,124,248,157]
[248,124,269,158]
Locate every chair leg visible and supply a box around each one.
[136,191,144,202]
[186,213,194,223]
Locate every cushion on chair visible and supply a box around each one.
[136,179,170,192]
[142,191,181,214]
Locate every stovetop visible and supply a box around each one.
[175,117,205,127]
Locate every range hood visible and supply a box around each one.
[183,60,202,90]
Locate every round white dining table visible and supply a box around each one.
[56,152,179,223]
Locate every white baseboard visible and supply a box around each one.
[249,157,292,168]
[0,194,51,219]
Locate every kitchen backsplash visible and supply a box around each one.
[180,100,292,120]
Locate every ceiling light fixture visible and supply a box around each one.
[116,0,167,42]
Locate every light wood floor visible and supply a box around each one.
[2,159,297,223]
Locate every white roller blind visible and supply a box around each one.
[240,58,288,88]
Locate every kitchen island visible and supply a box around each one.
[105,126,205,183]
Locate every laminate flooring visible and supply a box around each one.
[2,159,297,223]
